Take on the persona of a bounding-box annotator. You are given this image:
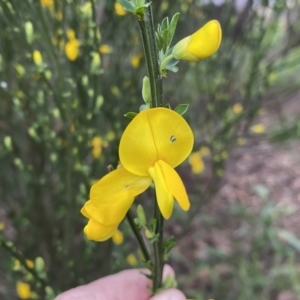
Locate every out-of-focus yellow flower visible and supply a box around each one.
[237,137,246,145]
[67,29,76,40]
[130,54,142,68]
[16,282,31,299]
[91,136,108,159]
[33,50,43,66]
[56,11,63,21]
[188,151,205,174]
[172,20,222,61]
[126,254,138,266]
[251,124,265,134]
[114,2,126,16]
[26,260,34,269]
[40,0,53,8]
[112,229,124,245]
[110,85,121,97]
[232,103,243,114]
[15,64,26,78]
[106,131,115,141]
[65,39,80,61]
[0,222,5,230]
[81,108,193,241]
[99,45,113,54]
[199,146,210,157]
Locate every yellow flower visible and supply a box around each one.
[172,20,222,61]
[33,50,43,66]
[40,0,53,8]
[65,39,80,61]
[251,124,265,134]
[26,260,34,269]
[199,146,210,157]
[112,229,124,245]
[114,2,126,16]
[66,29,76,40]
[130,54,142,68]
[188,151,205,174]
[91,136,108,159]
[81,108,194,241]
[99,45,113,54]
[232,103,243,114]
[16,281,31,299]
[126,254,138,266]
[0,222,5,230]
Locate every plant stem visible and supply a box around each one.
[126,210,151,263]
[136,1,165,292]
[137,5,163,107]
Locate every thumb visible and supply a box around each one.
[150,288,186,300]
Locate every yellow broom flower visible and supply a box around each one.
[81,108,194,241]
[16,282,31,299]
[65,39,80,61]
[172,20,222,61]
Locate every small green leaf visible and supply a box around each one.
[166,65,178,73]
[165,103,171,109]
[168,12,180,47]
[174,104,189,115]
[118,0,135,13]
[124,112,137,119]
[161,16,169,31]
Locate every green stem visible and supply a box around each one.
[152,202,164,292]
[126,210,151,263]
[137,6,163,107]
[136,1,165,292]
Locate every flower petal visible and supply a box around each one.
[90,167,151,203]
[149,160,190,219]
[188,20,222,61]
[84,218,118,241]
[120,108,194,176]
[82,167,151,225]
[83,196,134,226]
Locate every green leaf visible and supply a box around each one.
[166,65,178,73]
[135,3,151,15]
[278,230,300,252]
[168,12,180,47]
[174,104,189,115]
[164,103,171,109]
[124,112,137,119]
[161,17,169,31]
[117,0,135,12]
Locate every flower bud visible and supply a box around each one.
[172,20,222,61]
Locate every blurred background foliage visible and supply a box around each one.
[0,0,300,299]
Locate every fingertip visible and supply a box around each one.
[162,264,175,281]
[150,288,186,300]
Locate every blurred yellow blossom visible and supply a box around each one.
[0,222,5,231]
[126,254,138,266]
[16,282,31,299]
[188,151,205,174]
[65,39,80,61]
[33,50,43,66]
[40,0,53,8]
[112,229,124,245]
[99,45,113,54]
[251,124,265,134]
[172,20,222,61]
[15,64,26,78]
[130,54,142,68]
[91,136,108,159]
[110,85,121,97]
[66,29,76,40]
[114,2,126,16]
[237,137,246,145]
[232,103,243,114]
[26,260,34,269]
[106,131,116,141]
[199,146,210,157]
